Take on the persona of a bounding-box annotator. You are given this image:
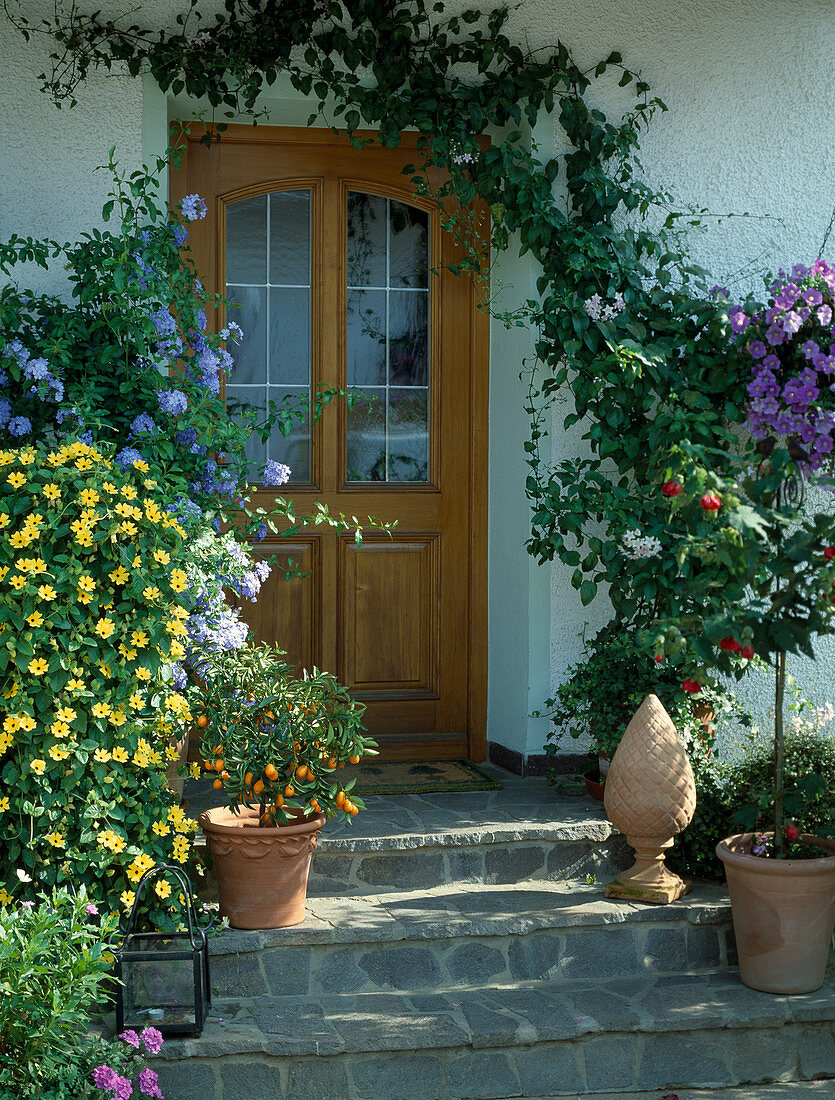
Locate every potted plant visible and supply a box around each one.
[652,259,835,994]
[540,625,715,799]
[195,644,375,929]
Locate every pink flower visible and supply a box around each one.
[139,1067,164,1098]
[85,903,99,916]
[92,1065,118,1090]
[118,1029,141,1048]
[141,1026,164,1055]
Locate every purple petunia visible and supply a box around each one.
[729,308,750,333]
[748,340,767,360]
[181,194,208,221]
[262,460,291,486]
[818,304,833,326]
[157,389,188,416]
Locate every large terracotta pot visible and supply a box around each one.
[717,832,835,994]
[199,805,326,929]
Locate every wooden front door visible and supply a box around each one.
[174,126,487,760]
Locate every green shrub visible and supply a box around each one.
[673,726,835,880]
[0,886,153,1099]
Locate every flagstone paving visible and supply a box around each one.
[151,767,835,1099]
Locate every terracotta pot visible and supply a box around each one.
[165,730,190,801]
[199,805,326,929]
[583,768,605,801]
[716,832,835,994]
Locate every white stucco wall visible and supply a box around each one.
[2,0,834,759]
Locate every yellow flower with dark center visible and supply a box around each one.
[74,456,93,471]
[135,667,151,682]
[7,471,26,488]
[50,721,71,739]
[9,533,33,549]
[67,678,85,694]
[78,575,95,593]
[42,484,61,501]
[30,759,46,775]
[18,716,35,731]
[120,890,135,909]
[127,853,154,883]
[169,640,186,660]
[91,702,111,718]
[3,716,20,734]
[128,692,144,711]
[102,481,118,495]
[37,585,57,601]
[117,644,137,661]
[130,630,148,649]
[56,706,76,723]
[112,746,129,763]
[109,566,130,585]
[108,709,127,727]
[27,611,45,628]
[154,879,172,899]
[132,459,150,473]
[45,831,65,847]
[0,733,13,754]
[9,576,26,590]
[142,586,161,601]
[117,521,138,537]
[79,488,99,507]
[121,485,138,501]
[169,569,188,593]
[28,658,48,676]
[153,549,171,565]
[94,617,116,640]
[48,745,68,761]
[152,821,170,837]
[93,748,112,763]
[17,450,35,465]
[0,798,9,814]
[0,513,10,528]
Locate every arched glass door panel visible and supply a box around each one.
[224,189,312,483]
[346,192,430,483]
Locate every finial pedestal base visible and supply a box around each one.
[604,834,692,905]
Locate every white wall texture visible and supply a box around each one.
[1,0,834,757]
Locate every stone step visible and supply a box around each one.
[150,968,835,1100]
[187,778,632,895]
[509,1088,835,1100]
[207,881,734,997]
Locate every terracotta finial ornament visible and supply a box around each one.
[603,693,696,904]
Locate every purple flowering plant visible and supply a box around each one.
[731,260,835,472]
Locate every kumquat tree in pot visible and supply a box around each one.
[194,644,376,930]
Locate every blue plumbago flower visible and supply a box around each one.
[236,571,261,600]
[22,356,50,381]
[254,559,271,581]
[0,399,10,427]
[8,416,31,437]
[171,662,188,690]
[176,427,198,447]
[172,224,188,247]
[129,412,157,437]
[255,521,268,542]
[262,460,291,486]
[166,497,202,524]
[157,389,188,416]
[181,194,208,221]
[219,321,244,342]
[115,446,143,470]
[0,369,7,386]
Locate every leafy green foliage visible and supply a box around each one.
[0,887,142,1099]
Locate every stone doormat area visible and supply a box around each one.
[340,759,504,795]
[520,1087,835,1100]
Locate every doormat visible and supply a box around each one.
[345,760,503,796]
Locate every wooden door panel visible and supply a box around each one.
[175,126,488,760]
[240,540,318,674]
[340,536,438,694]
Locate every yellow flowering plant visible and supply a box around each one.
[0,439,198,927]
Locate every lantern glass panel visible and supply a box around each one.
[121,935,199,1031]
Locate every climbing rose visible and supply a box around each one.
[661,480,682,497]
[719,637,741,653]
[824,546,835,561]
[681,679,701,694]
[700,492,721,511]
[786,824,799,841]
[740,645,755,660]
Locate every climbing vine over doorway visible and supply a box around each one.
[4,0,749,661]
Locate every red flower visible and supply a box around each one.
[786,824,799,841]
[681,678,701,694]
[824,546,835,561]
[719,637,741,653]
[740,645,755,660]
[661,480,683,497]
[700,492,721,511]
[654,654,664,663]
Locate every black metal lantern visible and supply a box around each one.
[111,863,212,1037]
